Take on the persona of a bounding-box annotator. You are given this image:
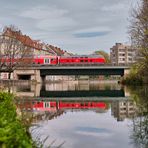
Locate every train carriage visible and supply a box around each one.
[33,55,58,65]
[58,55,105,65]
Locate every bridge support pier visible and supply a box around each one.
[41,75,46,83]
[13,69,42,83]
[124,69,130,76]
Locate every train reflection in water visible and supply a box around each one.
[16,99,137,122]
[16,100,107,112]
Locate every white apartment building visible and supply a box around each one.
[110,43,136,65]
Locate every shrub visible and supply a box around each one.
[0,92,33,148]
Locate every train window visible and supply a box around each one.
[80,60,84,62]
[44,59,50,64]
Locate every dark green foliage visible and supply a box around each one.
[0,92,33,148]
[121,65,143,85]
[122,75,143,85]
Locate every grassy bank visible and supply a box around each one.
[0,92,33,148]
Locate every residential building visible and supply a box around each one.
[110,43,136,65]
[0,27,69,56]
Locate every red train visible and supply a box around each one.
[33,55,105,65]
[1,55,105,66]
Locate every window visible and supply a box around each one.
[128,58,132,61]
[119,49,125,52]
[44,59,50,64]
[119,58,125,61]
[128,53,132,56]
[119,54,125,56]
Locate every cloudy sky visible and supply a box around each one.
[0,0,139,54]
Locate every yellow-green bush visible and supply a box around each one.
[0,92,33,148]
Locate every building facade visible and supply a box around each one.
[110,43,136,65]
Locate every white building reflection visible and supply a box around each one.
[111,100,137,121]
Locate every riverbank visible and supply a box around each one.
[0,92,33,147]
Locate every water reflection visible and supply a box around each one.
[127,86,148,148]
[16,99,137,122]
[111,100,137,122]
[0,81,147,148]
[0,81,126,97]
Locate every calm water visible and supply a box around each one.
[2,81,148,148]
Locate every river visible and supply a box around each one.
[1,80,148,148]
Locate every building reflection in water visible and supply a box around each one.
[111,100,137,121]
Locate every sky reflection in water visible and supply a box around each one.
[31,110,134,148]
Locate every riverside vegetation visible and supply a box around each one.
[0,92,33,148]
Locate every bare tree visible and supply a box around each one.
[129,0,148,82]
[0,26,33,79]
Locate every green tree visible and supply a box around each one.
[0,92,33,147]
[94,50,110,63]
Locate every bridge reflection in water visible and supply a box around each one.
[13,81,134,122]
[9,82,130,98]
[0,81,134,122]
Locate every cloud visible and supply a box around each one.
[0,0,140,54]
[74,31,110,38]
[73,26,111,38]
[20,6,68,20]
[101,3,125,12]
[74,31,109,38]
